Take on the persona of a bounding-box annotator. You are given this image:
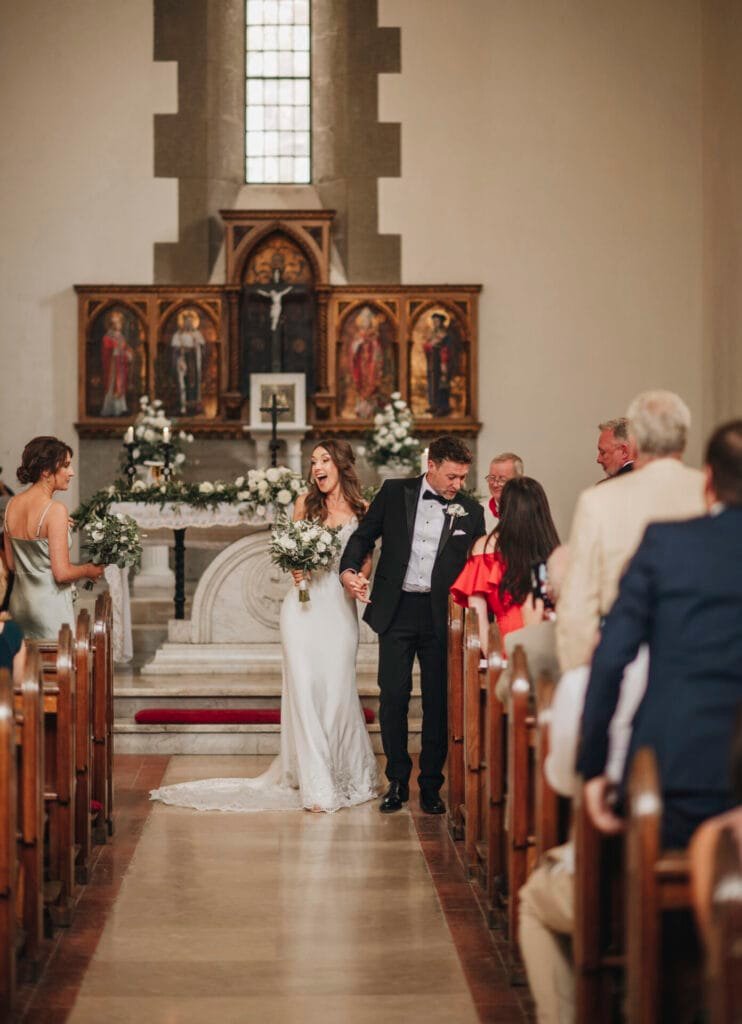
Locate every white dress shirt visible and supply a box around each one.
[402,480,447,593]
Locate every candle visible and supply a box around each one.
[163,426,171,444]
[420,447,429,475]
[124,426,134,445]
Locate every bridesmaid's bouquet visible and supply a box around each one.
[269,518,343,603]
[79,511,143,589]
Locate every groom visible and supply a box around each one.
[340,435,485,813]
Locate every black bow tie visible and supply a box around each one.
[423,489,449,507]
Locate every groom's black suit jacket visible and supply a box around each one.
[339,476,486,640]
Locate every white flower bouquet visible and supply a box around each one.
[120,396,194,476]
[269,517,342,603]
[361,392,420,471]
[235,466,305,519]
[80,511,143,589]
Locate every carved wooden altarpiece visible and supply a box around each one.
[75,211,481,439]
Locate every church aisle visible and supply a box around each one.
[51,755,489,1024]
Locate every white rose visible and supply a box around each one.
[393,400,405,410]
[320,531,332,545]
[91,530,103,541]
[216,483,225,492]
[199,482,215,494]
[179,431,187,440]
[135,426,144,438]
[175,453,186,464]
[265,467,280,483]
[143,429,155,442]
[391,391,401,400]
[106,485,116,496]
[276,489,292,505]
[256,505,266,517]
[160,485,166,493]
[132,480,146,493]
[391,442,401,452]
[291,479,303,493]
[373,413,384,426]
[237,490,250,500]
[317,541,326,553]
[258,481,269,496]
[356,445,366,457]
[283,537,296,550]
[235,476,245,488]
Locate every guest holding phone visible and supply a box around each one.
[451,477,560,655]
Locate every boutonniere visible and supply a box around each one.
[446,503,468,520]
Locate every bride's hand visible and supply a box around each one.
[354,574,371,605]
[291,569,310,586]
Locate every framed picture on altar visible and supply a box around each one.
[249,373,307,430]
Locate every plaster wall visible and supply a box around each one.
[0,0,178,506]
[378,0,705,534]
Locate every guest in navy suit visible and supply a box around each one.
[577,419,742,848]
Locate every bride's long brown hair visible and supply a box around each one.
[303,439,366,524]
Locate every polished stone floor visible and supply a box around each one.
[18,755,531,1024]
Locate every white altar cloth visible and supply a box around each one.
[108,502,274,663]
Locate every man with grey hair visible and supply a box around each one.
[483,451,524,530]
[557,390,704,671]
[596,417,636,479]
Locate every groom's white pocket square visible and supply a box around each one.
[453,529,467,536]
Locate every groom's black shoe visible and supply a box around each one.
[420,790,446,815]
[379,781,409,814]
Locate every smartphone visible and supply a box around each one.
[530,561,555,611]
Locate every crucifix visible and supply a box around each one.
[259,392,290,467]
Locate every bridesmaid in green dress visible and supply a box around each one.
[3,437,105,640]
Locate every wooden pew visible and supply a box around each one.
[463,610,484,872]
[482,622,506,922]
[14,646,45,978]
[506,645,559,952]
[0,667,16,1017]
[92,592,114,840]
[446,596,465,840]
[573,783,623,1024]
[705,824,742,1024]
[38,624,77,926]
[625,746,694,1023]
[74,610,93,882]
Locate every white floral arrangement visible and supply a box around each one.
[79,511,142,589]
[268,517,343,603]
[360,392,421,471]
[122,396,194,473]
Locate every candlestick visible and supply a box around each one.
[124,426,134,445]
[420,447,429,475]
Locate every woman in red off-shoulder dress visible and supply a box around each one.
[451,477,560,655]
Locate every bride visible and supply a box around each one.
[151,439,380,813]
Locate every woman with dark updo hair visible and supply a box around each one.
[3,437,105,638]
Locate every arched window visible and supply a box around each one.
[245,0,311,184]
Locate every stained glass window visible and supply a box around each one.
[245,0,311,184]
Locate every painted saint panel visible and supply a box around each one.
[337,304,397,419]
[86,305,147,418]
[156,306,221,419]
[409,307,468,419]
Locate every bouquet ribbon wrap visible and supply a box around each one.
[104,564,133,663]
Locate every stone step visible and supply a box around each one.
[113,683,422,720]
[113,719,422,756]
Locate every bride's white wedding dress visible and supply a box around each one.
[150,519,380,813]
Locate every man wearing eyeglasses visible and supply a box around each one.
[484,451,524,530]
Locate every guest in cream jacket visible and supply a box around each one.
[556,390,706,671]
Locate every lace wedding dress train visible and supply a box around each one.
[150,520,380,813]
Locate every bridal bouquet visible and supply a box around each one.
[269,518,342,603]
[79,511,143,589]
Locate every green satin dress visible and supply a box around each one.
[7,501,74,640]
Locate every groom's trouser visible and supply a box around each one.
[377,592,447,792]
